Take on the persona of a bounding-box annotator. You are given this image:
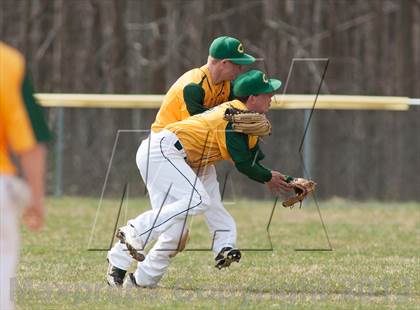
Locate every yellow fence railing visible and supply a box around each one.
[38,93,418,196]
[35,93,413,111]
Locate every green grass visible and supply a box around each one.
[16,197,419,309]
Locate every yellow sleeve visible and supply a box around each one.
[0,47,37,154]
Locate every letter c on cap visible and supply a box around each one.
[263,74,269,83]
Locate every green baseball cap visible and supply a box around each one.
[233,70,282,97]
[209,36,256,65]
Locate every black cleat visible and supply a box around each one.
[106,260,127,287]
[215,247,241,270]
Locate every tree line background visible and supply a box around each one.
[1,0,419,201]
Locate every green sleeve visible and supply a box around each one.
[225,123,272,183]
[22,71,52,142]
[250,143,265,162]
[183,83,207,115]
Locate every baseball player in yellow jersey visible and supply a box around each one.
[115,70,292,288]
[107,36,257,286]
[151,35,255,132]
[0,42,51,309]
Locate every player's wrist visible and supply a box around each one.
[284,175,294,183]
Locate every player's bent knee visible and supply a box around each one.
[186,191,210,212]
[199,191,212,208]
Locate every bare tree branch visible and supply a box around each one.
[264,19,330,93]
[206,0,262,22]
[301,1,399,48]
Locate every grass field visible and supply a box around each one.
[16,197,419,309]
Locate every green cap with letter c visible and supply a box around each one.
[209,36,256,65]
[233,70,282,97]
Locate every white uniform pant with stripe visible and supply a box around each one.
[0,176,21,310]
[108,130,237,286]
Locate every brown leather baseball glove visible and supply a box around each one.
[224,107,271,136]
[282,178,317,208]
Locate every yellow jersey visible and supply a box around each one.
[151,65,231,132]
[166,100,259,168]
[0,42,50,175]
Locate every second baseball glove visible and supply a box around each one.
[282,178,316,208]
[224,107,271,136]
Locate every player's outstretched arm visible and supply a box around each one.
[226,129,292,193]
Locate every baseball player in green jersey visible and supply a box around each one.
[107,36,257,287]
[118,69,292,288]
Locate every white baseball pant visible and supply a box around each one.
[108,130,237,286]
[0,176,22,310]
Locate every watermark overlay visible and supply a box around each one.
[87,58,332,254]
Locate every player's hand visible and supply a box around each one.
[22,201,44,231]
[266,171,293,194]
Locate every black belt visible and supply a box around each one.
[174,140,183,151]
